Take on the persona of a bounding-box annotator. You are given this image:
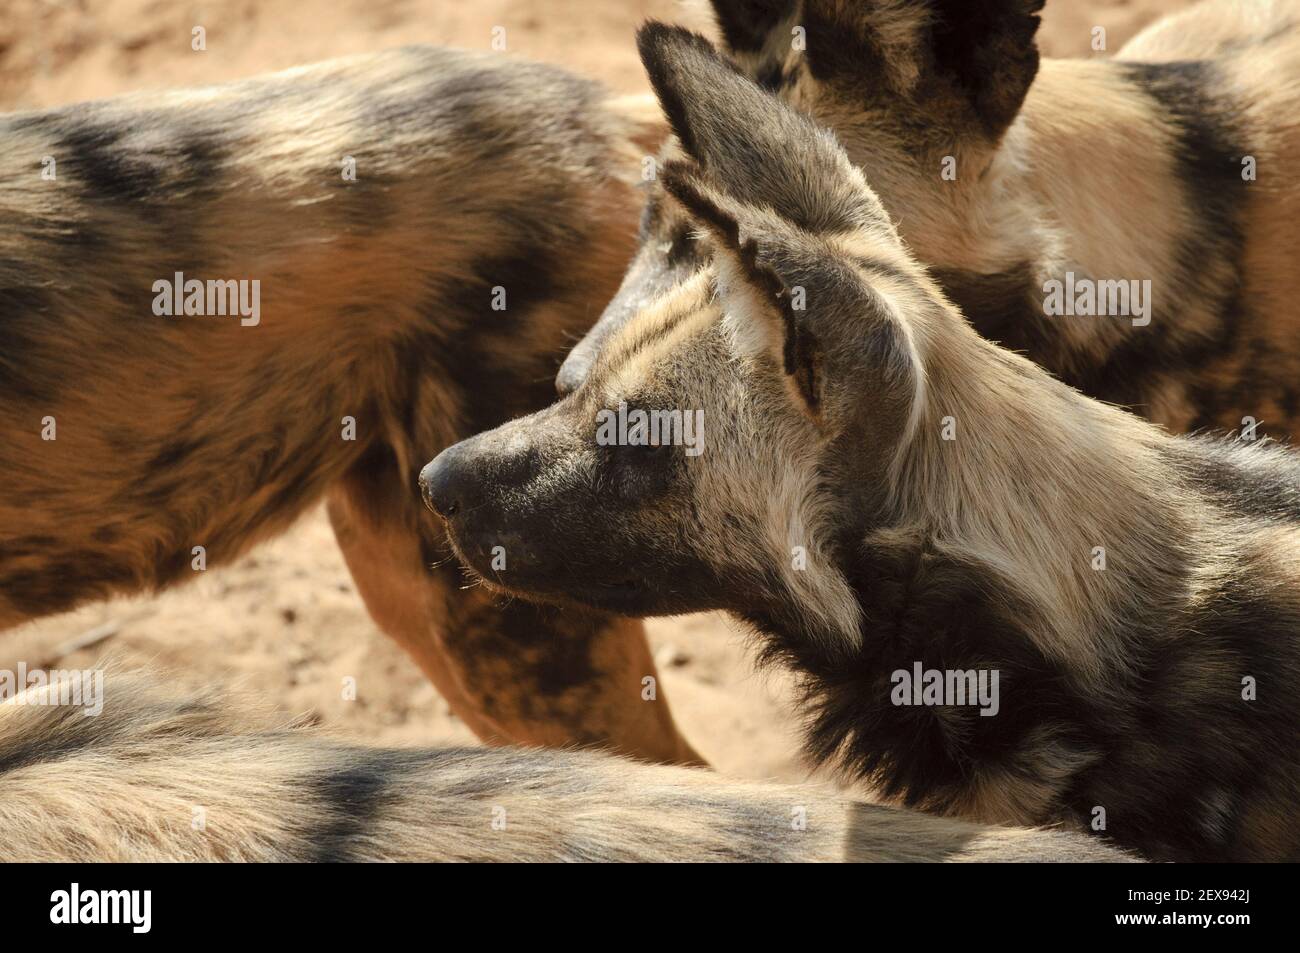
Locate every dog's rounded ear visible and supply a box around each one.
[662,160,917,423]
[661,161,813,396]
[801,0,1044,142]
[926,0,1045,136]
[707,0,796,54]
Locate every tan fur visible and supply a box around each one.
[0,670,1135,862]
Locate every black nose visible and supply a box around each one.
[420,444,472,518]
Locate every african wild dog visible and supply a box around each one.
[559,0,1300,440]
[423,24,1300,862]
[0,47,701,764]
[0,669,1134,861]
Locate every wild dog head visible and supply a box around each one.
[557,0,1044,393]
[422,23,953,641]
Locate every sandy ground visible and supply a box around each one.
[1,0,1194,782]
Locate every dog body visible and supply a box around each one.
[426,23,1300,861]
[0,47,699,763]
[0,671,1134,862]
[560,0,1300,440]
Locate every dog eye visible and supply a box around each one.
[630,440,673,456]
[598,439,677,502]
[613,440,676,473]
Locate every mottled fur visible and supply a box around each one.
[0,47,698,763]
[560,0,1300,441]
[0,670,1134,861]
[426,24,1300,862]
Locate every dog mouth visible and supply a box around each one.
[500,573,644,609]
[487,570,648,615]
[438,531,505,591]
[439,526,650,612]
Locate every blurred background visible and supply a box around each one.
[1,0,1197,779]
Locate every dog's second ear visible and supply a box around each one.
[662,161,917,422]
[801,0,1045,142]
[660,161,820,411]
[637,21,889,238]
